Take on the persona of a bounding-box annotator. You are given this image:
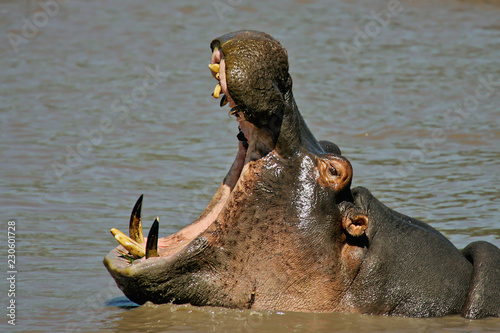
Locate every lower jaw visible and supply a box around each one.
[149,139,251,259]
[108,109,270,264]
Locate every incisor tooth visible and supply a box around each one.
[208,63,220,73]
[213,83,222,98]
[216,72,220,80]
[110,228,145,258]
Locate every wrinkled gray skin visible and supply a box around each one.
[104,31,500,319]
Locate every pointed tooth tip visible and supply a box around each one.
[111,228,131,240]
[110,228,121,236]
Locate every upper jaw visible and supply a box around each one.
[209,30,291,132]
[209,48,235,109]
[209,39,276,162]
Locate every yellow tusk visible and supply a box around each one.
[129,194,144,244]
[216,72,220,80]
[145,217,160,259]
[208,63,220,73]
[110,228,145,258]
[213,83,222,98]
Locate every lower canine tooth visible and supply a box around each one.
[146,217,160,259]
[213,84,222,98]
[129,194,144,244]
[110,228,146,258]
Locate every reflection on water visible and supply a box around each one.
[1,0,499,331]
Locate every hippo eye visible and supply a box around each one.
[329,166,337,176]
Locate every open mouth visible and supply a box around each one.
[106,47,275,265]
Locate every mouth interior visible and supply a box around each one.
[131,48,272,261]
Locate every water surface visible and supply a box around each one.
[1,0,499,331]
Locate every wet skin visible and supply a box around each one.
[104,31,500,319]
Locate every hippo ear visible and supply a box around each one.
[317,154,353,193]
[342,214,369,237]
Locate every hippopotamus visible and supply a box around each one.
[104,30,500,319]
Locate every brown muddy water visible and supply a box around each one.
[1,0,499,332]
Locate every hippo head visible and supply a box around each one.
[104,31,500,318]
[104,31,364,311]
